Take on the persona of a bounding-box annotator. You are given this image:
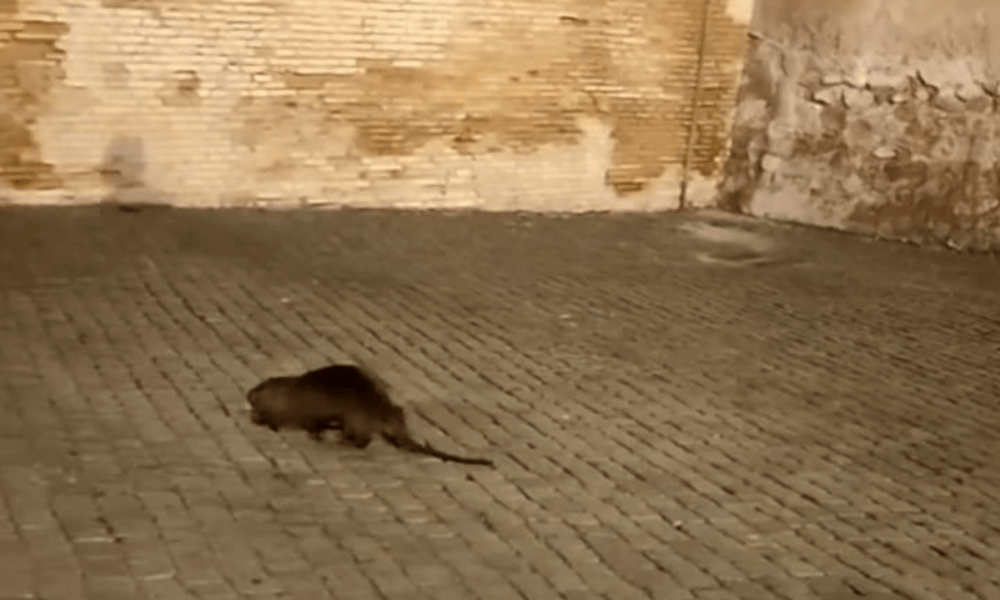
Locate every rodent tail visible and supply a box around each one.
[392,434,494,466]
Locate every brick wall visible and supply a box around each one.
[2,0,750,210]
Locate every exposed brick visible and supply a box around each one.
[0,0,749,209]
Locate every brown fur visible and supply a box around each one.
[246,364,494,466]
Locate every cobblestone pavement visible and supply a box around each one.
[0,206,998,600]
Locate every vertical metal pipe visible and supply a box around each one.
[679,0,713,210]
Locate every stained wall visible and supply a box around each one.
[721,0,1000,251]
[1,0,751,210]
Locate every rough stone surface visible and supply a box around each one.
[0,0,750,210]
[1,205,999,600]
[721,0,1000,252]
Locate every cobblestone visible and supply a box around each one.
[0,205,998,599]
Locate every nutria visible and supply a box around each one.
[247,364,493,466]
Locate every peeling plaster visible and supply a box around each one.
[721,0,1000,252]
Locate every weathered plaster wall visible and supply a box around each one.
[0,0,750,210]
[721,0,1000,251]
